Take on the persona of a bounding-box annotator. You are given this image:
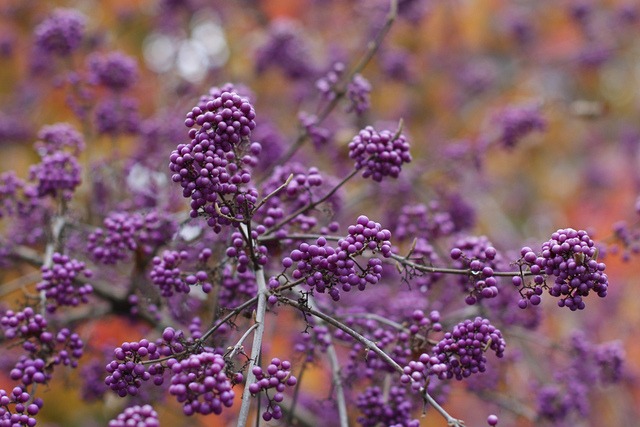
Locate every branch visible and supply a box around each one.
[259,0,399,180]
[236,264,269,426]
[278,296,465,427]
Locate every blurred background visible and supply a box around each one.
[1,0,640,426]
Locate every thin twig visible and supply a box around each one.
[252,174,294,215]
[226,323,259,360]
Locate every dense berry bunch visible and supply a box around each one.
[430,317,505,380]
[51,328,84,367]
[183,86,256,149]
[10,356,50,386]
[94,97,140,136]
[493,103,545,148]
[105,340,158,397]
[35,122,84,156]
[356,386,419,427]
[33,8,86,56]
[450,235,502,304]
[348,126,412,182]
[88,211,176,264]
[105,327,200,398]
[170,86,260,232]
[150,250,211,297]
[248,358,297,421]
[36,252,93,312]
[402,317,506,385]
[29,151,81,200]
[167,352,235,416]
[109,404,159,427]
[0,387,43,427]
[516,228,608,310]
[255,19,315,80]
[282,216,391,300]
[87,51,138,92]
[0,308,48,347]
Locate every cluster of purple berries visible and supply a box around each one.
[493,103,545,148]
[348,125,412,182]
[0,387,43,427]
[33,8,86,57]
[36,252,93,312]
[515,228,608,310]
[35,122,85,156]
[401,317,505,387]
[280,216,391,300]
[109,404,159,427]
[450,236,501,304]
[167,351,236,416]
[170,85,261,232]
[88,210,175,264]
[29,150,81,200]
[87,50,138,92]
[356,385,419,427]
[248,358,297,422]
[255,19,315,80]
[150,250,212,297]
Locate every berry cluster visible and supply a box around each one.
[88,210,176,264]
[104,327,195,398]
[170,85,261,232]
[94,97,140,136]
[36,252,93,312]
[281,216,391,300]
[109,404,159,427]
[167,352,235,416]
[450,235,502,304]
[347,74,372,115]
[248,358,297,422]
[35,122,85,156]
[87,51,138,92]
[0,387,43,427]
[33,8,86,57]
[401,317,506,386]
[493,103,545,148]
[255,19,315,80]
[1,308,48,346]
[356,386,419,427]
[516,228,608,310]
[150,250,212,297]
[29,150,81,200]
[348,125,412,182]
